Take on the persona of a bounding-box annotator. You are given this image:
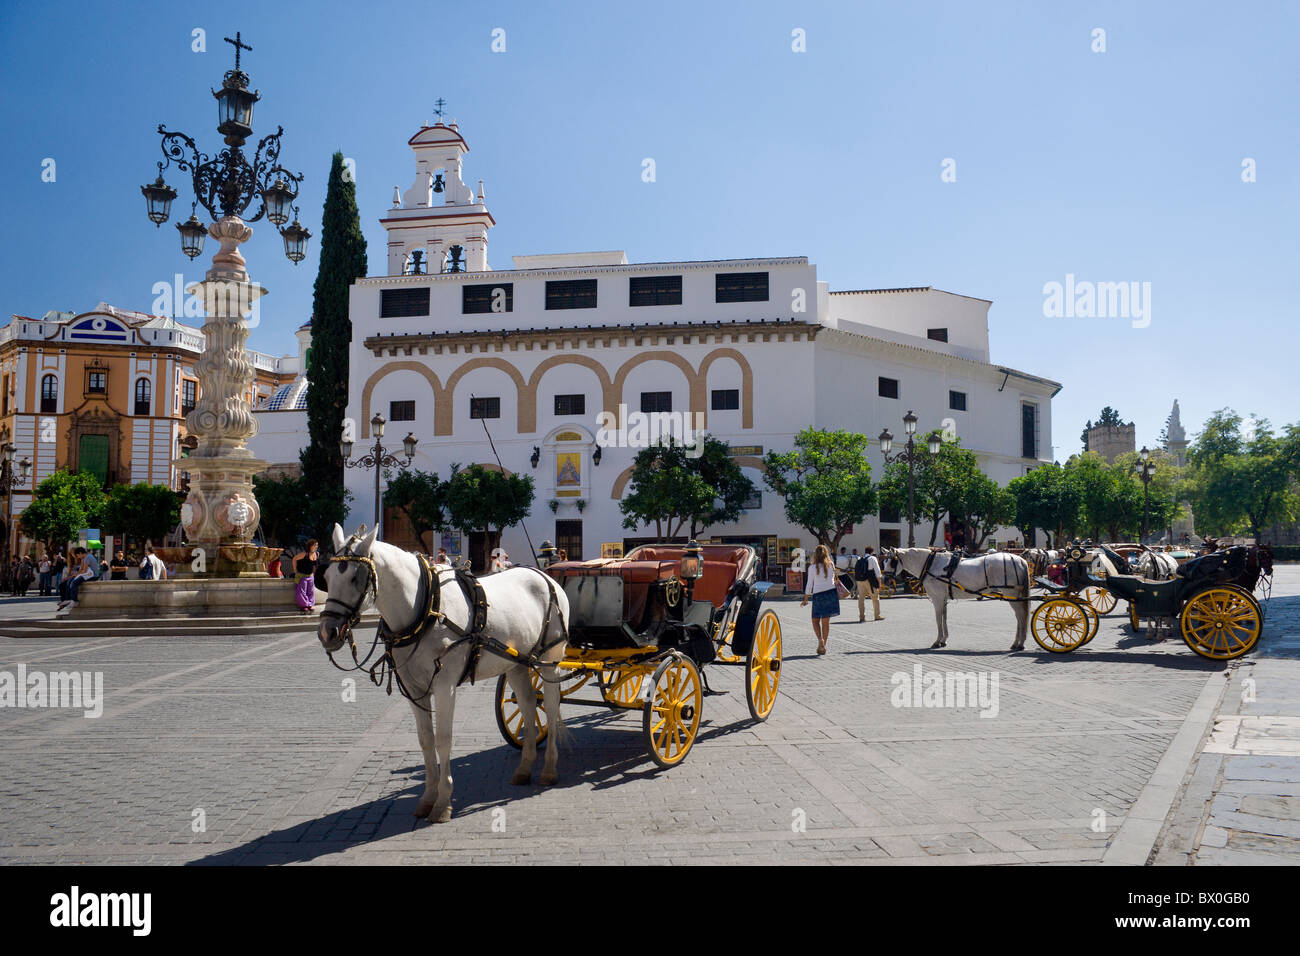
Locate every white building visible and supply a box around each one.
[344,119,1060,569]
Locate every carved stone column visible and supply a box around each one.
[175,215,270,576]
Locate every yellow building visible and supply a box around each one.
[0,304,299,555]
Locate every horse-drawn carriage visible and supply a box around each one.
[1031,543,1270,660]
[493,542,782,769]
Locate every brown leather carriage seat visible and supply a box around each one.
[624,545,749,610]
[547,559,678,627]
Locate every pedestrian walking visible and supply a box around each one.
[854,546,885,622]
[800,544,839,656]
[38,553,52,596]
[139,543,167,581]
[294,540,319,614]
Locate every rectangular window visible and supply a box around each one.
[629,275,682,307]
[1022,404,1038,459]
[640,391,672,414]
[470,396,501,420]
[715,271,769,303]
[927,328,949,342]
[182,380,197,416]
[949,390,967,411]
[545,279,597,310]
[741,491,762,511]
[880,505,901,524]
[463,283,513,314]
[390,400,415,422]
[554,394,585,416]
[380,287,431,318]
[878,377,899,399]
[711,388,740,411]
[78,434,110,486]
[87,371,107,394]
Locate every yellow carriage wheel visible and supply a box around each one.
[642,654,703,769]
[879,581,896,599]
[1081,585,1117,616]
[907,576,924,596]
[1181,586,1262,661]
[1031,598,1094,653]
[494,672,548,750]
[598,668,645,708]
[745,609,782,722]
[1128,601,1141,632]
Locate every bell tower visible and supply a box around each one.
[382,115,495,276]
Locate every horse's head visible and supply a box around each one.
[317,523,379,653]
[891,547,930,578]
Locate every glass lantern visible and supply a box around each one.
[176,210,207,260]
[679,540,704,581]
[214,73,259,146]
[878,428,894,456]
[141,176,177,227]
[281,217,311,264]
[261,178,295,226]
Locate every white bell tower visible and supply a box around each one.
[382,117,495,276]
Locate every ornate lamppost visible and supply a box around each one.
[1,444,32,560]
[140,32,309,575]
[878,410,943,548]
[1138,446,1157,543]
[342,414,418,541]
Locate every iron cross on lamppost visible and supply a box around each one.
[1137,446,1157,543]
[342,414,418,541]
[878,410,943,548]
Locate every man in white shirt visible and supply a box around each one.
[140,543,167,581]
[856,547,885,622]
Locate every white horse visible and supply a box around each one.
[1134,550,1178,580]
[316,524,570,823]
[1021,548,1060,580]
[888,548,1031,651]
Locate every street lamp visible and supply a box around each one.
[343,414,418,540]
[1,444,32,560]
[143,31,308,575]
[879,410,943,548]
[1138,446,1157,543]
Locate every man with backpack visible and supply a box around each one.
[854,546,884,622]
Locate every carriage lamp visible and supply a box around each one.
[679,540,705,600]
[538,540,557,569]
[176,207,207,260]
[402,432,418,459]
[141,176,178,226]
[878,428,894,456]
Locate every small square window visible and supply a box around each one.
[878,377,899,399]
[554,394,585,416]
[711,389,740,411]
[927,328,949,342]
[949,390,967,411]
[470,397,501,420]
[87,371,107,394]
[880,505,901,524]
[640,391,672,414]
[390,400,415,422]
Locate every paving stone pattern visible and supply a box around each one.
[2,568,1295,865]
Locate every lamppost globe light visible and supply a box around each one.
[1140,446,1150,462]
[878,429,893,455]
[903,410,918,435]
[402,432,418,459]
[17,458,30,482]
[176,210,207,260]
[281,216,311,265]
[141,176,178,227]
[371,413,386,439]
[340,439,354,460]
[261,178,294,226]
[1,443,12,464]
[928,433,942,455]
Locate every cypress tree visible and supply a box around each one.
[301,151,367,539]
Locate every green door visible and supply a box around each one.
[79,434,109,486]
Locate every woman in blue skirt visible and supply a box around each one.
[801,544,839,655]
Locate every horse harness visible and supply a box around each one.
[918,549,1029,603]
[323,551,564,703]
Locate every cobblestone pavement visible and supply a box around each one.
[1,568,1295,865]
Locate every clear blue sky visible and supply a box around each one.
[2,0,1295,456]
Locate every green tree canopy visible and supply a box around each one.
[253,473,310,549]
[301,150,368,542]
[19,470,107,552]
[1185,411,1300,540]
[102,483,182,547]
[763,428,877,551]
[445,465,535,551]
[1066,452,1143,541]
[877,432,978,545]
[383,469,450,552]
[618,437,756,540]
[1007,462,1082,546]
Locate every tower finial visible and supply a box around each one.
[224,31,252,71]
[433,97,447,122]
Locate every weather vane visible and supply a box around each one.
[433,97,447,120]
